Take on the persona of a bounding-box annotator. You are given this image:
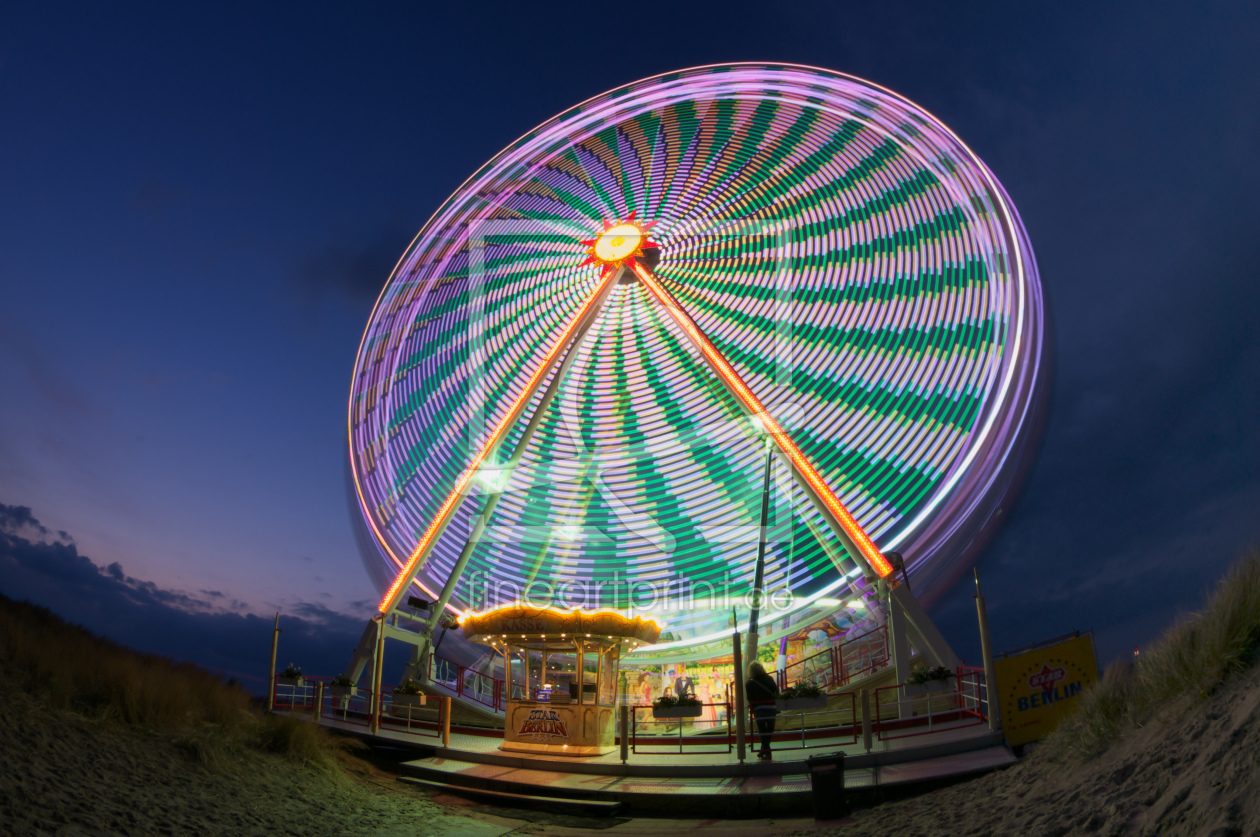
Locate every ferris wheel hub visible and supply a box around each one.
[594,223,642,263]
[581,214,657,274]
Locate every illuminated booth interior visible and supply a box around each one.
[460,606,661,756]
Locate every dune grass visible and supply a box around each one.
[1050,550,1260,760]
[0,592,336,768]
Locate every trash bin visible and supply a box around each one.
[806,752,847,820]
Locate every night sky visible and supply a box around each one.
[2,2,1258,690]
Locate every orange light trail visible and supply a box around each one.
[631,261,894,579]
[377,266,622,614]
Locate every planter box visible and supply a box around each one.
[276,676,304,688]
[392,693,426,709]
[330,685,357,698]
[652,705,703,719]
[777,696,828,710]
[904,679,952,697]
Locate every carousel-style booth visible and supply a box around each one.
[459,605,661,756]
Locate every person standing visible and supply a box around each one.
[746,661,779,760]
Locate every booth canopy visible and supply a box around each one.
[460,605,662,647]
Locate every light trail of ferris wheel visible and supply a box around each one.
[376,217,894,616]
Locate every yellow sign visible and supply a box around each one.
[994,633,1098,746]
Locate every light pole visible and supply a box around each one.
[744,431,775,677]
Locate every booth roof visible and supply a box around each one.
[459,604,662,646]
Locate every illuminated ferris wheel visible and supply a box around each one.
[347,63,1045,659]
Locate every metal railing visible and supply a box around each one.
[955,664,990,721]
[748,691,860,752]
[378,686,446,740]
[775,625,890,691]
[272,674,448,741]
[630,703,733,754]
[872,667,987,741]
[429,654,505,712]
[276,659,990,757]
[271,675,319,713]
[318,679,374,728]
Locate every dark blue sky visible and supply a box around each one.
[2,1,1258,687]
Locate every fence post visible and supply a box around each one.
[861,688,873,752]
[370,614,385,735]
[441,696,452,747]
[733,626,747,763]
[974,569,1001,732]
[619,705,629,763]
[314,681,324,721]
[267,612,281,712]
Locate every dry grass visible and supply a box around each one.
[0,592,337,768]
[1050,550,1260,760]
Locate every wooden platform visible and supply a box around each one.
[399,740,1016,818]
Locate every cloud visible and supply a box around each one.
[0,503,368,691]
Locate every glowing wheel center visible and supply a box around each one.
[581,215,656,274]
[594,224,640,263]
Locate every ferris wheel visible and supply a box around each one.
[347,63,1045,658]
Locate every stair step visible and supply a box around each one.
[399,776,621,816]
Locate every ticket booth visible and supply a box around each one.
[459,605,662,757]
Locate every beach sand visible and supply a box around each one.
[5,663,1260,836]
[0,678,522,836]
[786,663,1260,837]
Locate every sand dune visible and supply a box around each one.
[0,677,521,836]
[789,662,1260,836]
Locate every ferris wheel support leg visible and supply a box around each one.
[386,267,624,686]
[412,492,502,684]
[632,262,959,666]
[345,619,382,689]
[744,438,775,675]
[630,261,889,583]
[888,581,959,670]
[375,266,624,621]
[417,265,619,621]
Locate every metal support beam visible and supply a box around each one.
[631,261,893,582]
[889,582,960,670]
[743,437,774,673]
[418,265,619,632]
[631,262,962,674]
[376,264,625,616]
[732,623,747,763]
[347,267,623,685]
[401,267,622,683]
[370,615,385,734]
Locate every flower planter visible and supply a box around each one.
[777,696,828,710]
[330,685,357,698]
[392,693,426,710]
[652,705,703,719]
[904,678,952,697]
[276,676,304,688]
